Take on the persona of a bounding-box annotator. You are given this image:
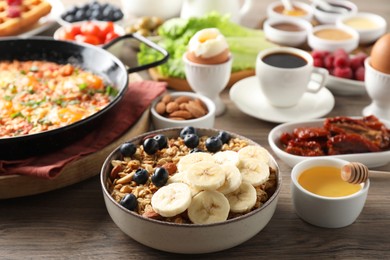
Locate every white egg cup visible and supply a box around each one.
[183,54,232,116]
[362,57,390,120]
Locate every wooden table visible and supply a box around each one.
[1,0,390,259]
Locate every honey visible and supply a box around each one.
[298,166,362,197]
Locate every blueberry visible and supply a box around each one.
[112,9,124,20]
[184,133,199,149]
[180,126,197,139]
[74,9,86,21]
[218,131,231,144]
[63,14,75,23]
[120,193,138,211]
[190,147,204,153]
[153,134,168,149]
[143,138,159,155]
[205,136,223,153]
[119,142,136,157]
[133,168,149,185]
[151,167,169,187]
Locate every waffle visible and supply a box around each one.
[0,0,52,36]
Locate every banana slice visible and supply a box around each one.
[188,190,230,224]
[226,181,257,213]
[213,150,240,166]
[217,164,242,195]
[177,152,214,173]
[151,183,192,217]
[186,161,225,190]
[238,145,270,165]
[238,158,270,186]
[168,172,202,196]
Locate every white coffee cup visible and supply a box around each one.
[256,47,328,107]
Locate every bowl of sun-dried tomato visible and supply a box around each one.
[268,115,390,168]
[101,127,281,254]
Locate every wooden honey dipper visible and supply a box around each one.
[341,162,390,184]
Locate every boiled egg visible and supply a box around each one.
[370,33,390,74]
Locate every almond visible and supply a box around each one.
[186,101,206,118]
[169,117,186,120]
[155,102,166,115]
[169,110,192,119]
[175,96,192,104]
[161,94,172,104]
[162,162,177,175]
[166,101,179,113]
[194,98,208,111]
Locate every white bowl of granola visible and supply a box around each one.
[101,127,281,254]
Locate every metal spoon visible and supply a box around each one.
[341,162,390,184]
[310,0,349,14]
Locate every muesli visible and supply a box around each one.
[108,127,277,224]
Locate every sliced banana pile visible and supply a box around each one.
[151,145,271,224]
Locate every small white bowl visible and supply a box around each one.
[312,0,358,24]
[308,24,359,53]
[54,21,125,56]
[120,0,183,20]
[267,1,313,21]
[100,127,281,253]
[151,91,216,130]
[263,17,312,47]
[291,157,369,228]
[337,12,387,45]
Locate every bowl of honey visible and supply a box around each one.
[291,157,369,228]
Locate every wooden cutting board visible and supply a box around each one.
[149,68,255,91]
[0,74,151,199]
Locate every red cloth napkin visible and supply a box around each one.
[0,80,166,179]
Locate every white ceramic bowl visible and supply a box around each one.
[312,0,358,24]
[100,127,282,253]
[151,91,216,130]
[263,17,312,47]
[308,24,359,53]
[268,117,390,168]
[267,1,313,21]
[291,157,369,228]
[120,0,183,20]
[337,12,387,45]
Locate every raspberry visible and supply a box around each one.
[333,67,353,79]
[324,54,334,70]
[333,48,348,58]
[334,55,350,68]
[313,57,324,67]
[312,50,329,59]
[350,53,368,70]
[355,66,365,81]
[7,5,21,18]
[6,0,22,5]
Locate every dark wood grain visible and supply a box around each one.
[1,0,390,259]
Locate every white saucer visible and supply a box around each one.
[229,76,335,123]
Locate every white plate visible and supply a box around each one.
[326,74,366,96]
[15,0,64,38]
[268,117,390,168]
[229,76,335,123]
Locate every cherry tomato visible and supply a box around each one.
[80,22,102,38]
[104,32,119,43]
[100,21,115,36]
[75,34,102,45]
[58,30,75,41]
[64,25,81,37]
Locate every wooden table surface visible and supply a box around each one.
[1,0,390,259]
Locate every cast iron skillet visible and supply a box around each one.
[0,34,169,160]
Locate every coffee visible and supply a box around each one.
[262,52,307,68]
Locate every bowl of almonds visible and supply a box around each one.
[151,91,216,129]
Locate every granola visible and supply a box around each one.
[107,129,277,224]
